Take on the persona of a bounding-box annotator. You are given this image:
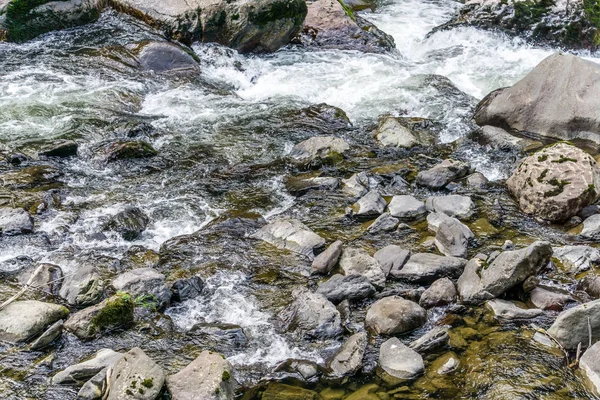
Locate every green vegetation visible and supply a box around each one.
[537,168,549,182]
[141,378,154,388]
[134,293,159,311]
[222,370,231,381]
[584,0,600,45]
[544,178,570,197]
[537,154,548,162]
[513,0,555,28]
[91,292,135,332]
[551,155,578,163]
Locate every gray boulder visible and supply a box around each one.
[390,253,466,283]
[17,263,62,295]
[427,212,473,237]
[0,300,69,343]
[53,349,122,385]
[388,195,426,220]
[373,116,424,148]
[409,327,449,353]
[419,277,456,309]
[581,214,600,239]
[474,53,600,145]
[170,276,204,302]
[137,41,199,74]
[112,268,171,311]
[252,217,325,259]
[486,299,542,320]
[78,368,109,400]
[530,286,572,310]
[339,248,386,288]
[426,195,475,220]
[580,341,600,395]
[64,294,134,340]
[316,274,376,304]
[367,213,399,234]
[553,245,600,274]
[279,289,342,339]
[351,190,386,217]
[547,299,600,349]
[166,351,234,400]
[0,207,33,235]
[289,136,349,165]
[312,240,343,274]
[103,206,150,241]
[341,172,369,197]
[30,319,63,350]
[506,143,600,222]
[365,296,426,335]
[476,125,541,152]
[59,264,104,306]
[379,337,424,380]
[373,245,410,277]
[328,332,367,377]
[579,275,600,299]
[435,217,474,258]
[107,347,165,400]
[416,159,470,189]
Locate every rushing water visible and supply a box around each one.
[1,0,600,398]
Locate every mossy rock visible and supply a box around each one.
[105,140,157,162]
[64,293,134,340]
[261,382,323,400]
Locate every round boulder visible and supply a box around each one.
[365,296,426,335]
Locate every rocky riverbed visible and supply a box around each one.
[1,0,600,399]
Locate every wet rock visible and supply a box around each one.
[316,274,376,304]
[419,277,457,309]
[581,214,600,239]
[289,135,349,166]
[341,172,369,197]
[522,275,539,293]
[435,217,474,258]
[379,337,424,380]
[390,253,466,283]
[285,175,340,196]
[409,326,449,353]
[107,347,165,400]
[121,245,160,269]
[112,268,171,311]
[295,0,395,53]
[59,264,104,306]
[580,341,600,394]
[486,299,542,320]
[17,263,63,295]
[137,41,199,73]
[188,323,248,349]
[170,276,204,302]
[1,0,104,42]
[416,159,470,190]
[506,143,600,222]
[475,125,541,152]
[103,206,150,241]
[426,212,471,237]
[365,296,426,335]
[579,205,599,219]
[465,172,489,189]
[297,103,352,131]
[373,115,427,148]
[0,300,68,343]
[261,382,321,399]
[547,299,600,349]
[6,152,28,165]
[252,217,325,259]
[373,245,410,277]
[435,352,460,375]
[0,207,33,235]
[53,349,122,385]
[78,368,109,400]
[279,289,342,339]
[367,213,399,234]
[273,359,319,381]
[311,240,343,274]
[38,140,78,158]
[105,140,157,162]
[339,248,386,288]
[351,190,386,218]
[166,351,234,400]
[457,241,552,303]
[426,195,475,220]
[64,293,134,340]
[530,286,572,311]
[30,319,63,350]
[112,0,306,52]
[553,245,600,274]
[0,255,33,277]
[475,54,600,145]
[388,195,426,220]
[0,165,62,190]
[328,331,367,377]
[579,275,600,299]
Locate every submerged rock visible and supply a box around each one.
[316,274,376,304]
[328,331,367,377]
[295,0,395,53]
[426,195,476,220]
[506,143,600,222]
[486,299,542,320]
[365,296,426,335]
[105,140,158,161]
[38,140,78,158]
[278,289,342,339]
[339,247,386,288]
[107,347,165,400]
[416,159,470,189]
[390,253,466,283]
[112,268,171,311]
[170,276,204,302]
[475,53,600,145]
[0,207,33,235]
[166,351,234,400]
[103,206,150,240]
[0,300,69,343]
[379,337,424,380]
[547,299,600,349]
[252,217,325,259]
[261,383,321,400]
[53,349,122,385]
[136,41,199,74]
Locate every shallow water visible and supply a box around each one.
[1,0,600,398]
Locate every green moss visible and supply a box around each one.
[222,370,231,381]
[107,141,157,161]
[513,0,555,28]
[125,389,134,396]
[551,155,578,163]
[91,293,135,332]
[537,168,549,182]
[134,293,159,311]
[141,378,153,388]
[537,154,548,162]
[544,179,570,197]
[585,0,600,32]
[338,0,356,21]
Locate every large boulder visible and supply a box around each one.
[316,274,375,304]
[112,268,171,311]
[0,0,103,42]
[328,331,367,377]
[252,217,325,259]
[136,41,200,74]
[295,0,394,53]
[373,245,410,277]
[339,247,386,288]
[0,300,69,343]
[373,116,429,148]
[311,240,343,274]
[474,53,600,145]
[64,293,134,340]
[547,299,600,349]
[278,289,342,339]
[419,277,456,309]
[390,253,466,283]
[388,195,426,220]
[457,241,552,303]
[111,0,306,52]
[107,347,166,400]
[289,136,350,166]
[103,206,150,240]
[580,341,600,395]
[166,351,234,400]
[378,337,424,380]
[59,264,104,306]
[506,143,600,221]
[365,296,426,335]
[52,349,122,385]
